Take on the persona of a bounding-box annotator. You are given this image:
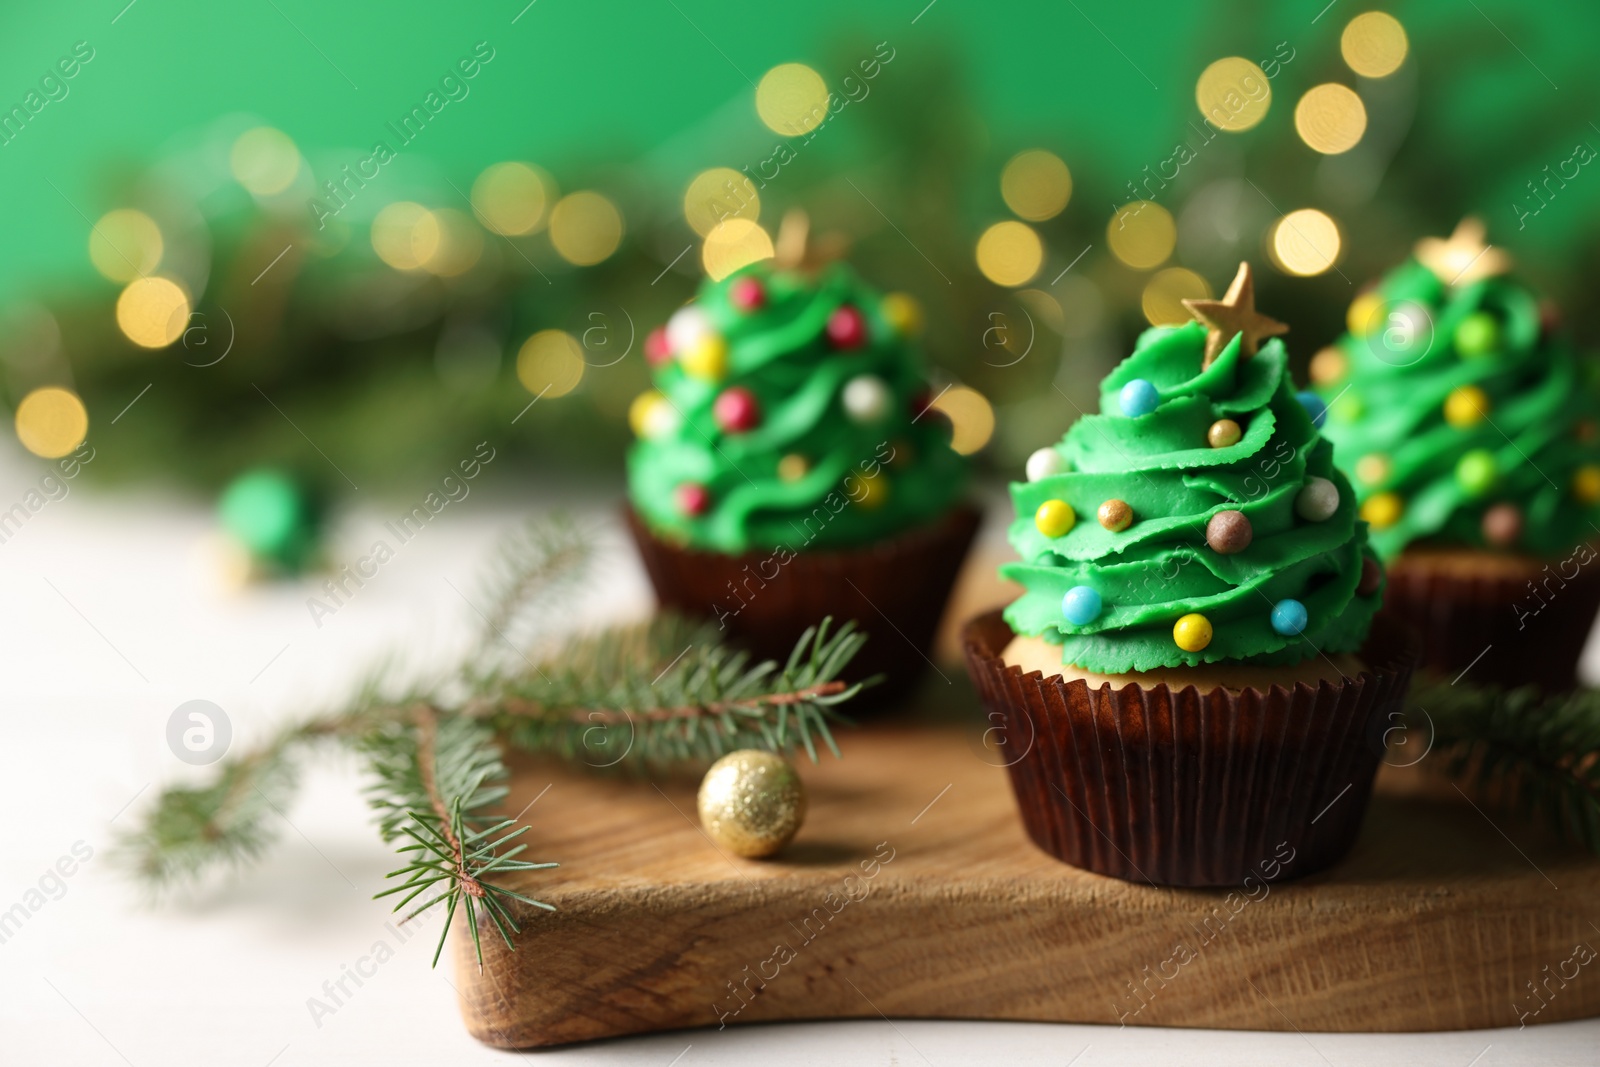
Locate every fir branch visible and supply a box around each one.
[471,514,592,656]
[365,706,555,968]
[482,616,869,768]
[1413,679,1600,854]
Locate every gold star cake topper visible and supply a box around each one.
[1182,262,1288,369]
[1414,217,1512,287]
[773,209,850,272]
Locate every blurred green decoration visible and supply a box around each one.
[217,467,324,575]
[4,3,1600,497]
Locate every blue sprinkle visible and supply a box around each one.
[1271,598,1308,636]
[1062,586,1103,626]
[1119,379,1160,417]
[1297,391,1328,429]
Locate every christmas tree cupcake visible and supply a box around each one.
[1315,219,1600,689]
[626,257,977,699]
[963,264,1414,887]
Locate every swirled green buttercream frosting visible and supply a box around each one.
[626,261,968,553]
[1001,322,1382,674]
[1315,256,1600,560]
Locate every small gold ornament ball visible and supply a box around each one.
[697,749,807,858]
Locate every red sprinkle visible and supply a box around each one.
[713,387,762,432]
[676,483,710,516]
[826,306,867,349]
[1357,556,1383,596]
[644,327,672,366]
[729,276,766,312]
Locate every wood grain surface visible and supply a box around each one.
[450,559,1600,1048]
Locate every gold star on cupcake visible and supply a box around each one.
[1182,262,1288,369]
[1414,217,1512,287]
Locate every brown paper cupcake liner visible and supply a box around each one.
[625,503,981,705]
[961,612,1417,887]
[1381,545,1600,690]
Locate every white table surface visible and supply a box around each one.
[2,445,1596,1067]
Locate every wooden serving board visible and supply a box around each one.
[451,711,1600,1047]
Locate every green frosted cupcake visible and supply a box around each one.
[625,259,978,699]
[963,264,1414,886]
[1314,218,1600,689]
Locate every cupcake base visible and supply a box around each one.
[962,611,1416,887]
[626,503,981,705]
[1381,544,1600,690]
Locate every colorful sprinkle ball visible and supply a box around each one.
[1355,453,1390,486]
[713,386,761,432]
[855,471,887,508]
[880,292,923,336]
[1296,391,1328,429]
[1444,384,1490,427]
[666,305,713,352]
[1357,556,1383,596]
[1173,613,1213,652]
[1097,498,1133,532]
[1295,477,1340,521]
[1309,347,1347,385]
[676,482,710,516]
[1481,502,1522,547]
[1034,499,1075,537]
[729,276,766,312]
[777,453,809,482]
[1455,449,1497,496]
[1454,311,1500,358]
[1574,464,1600,504]
[1347,291,1384,336]
[1119,378,1160,417]
[826,305,868,349]
[644,327,672,366]
[1207,419,1242,449]
[1361,491,1404,529]
[1270,598,1308,636]
[1061,585,1102,626]
[841,375,892,422]
[1330,395,1363,424]
[680,335,729,381]
[1026,446,1066,482]
[1205,510,1253,554]
[628,391,678,438]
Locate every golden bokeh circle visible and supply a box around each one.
[516,330,585,398]
[1272,209,1342,276]
[1195,57,1272,132]
[684,168,761,238]
[1295,84,1368,155]
[89,209,163,283]
[15,387,88,458]
[1140,267,1212,326]
[549,191,624,266]
[471,162,552,236]
[931,385,995,456]
[115,277,190,348]
[230,127,301,196]
[1342,12,1408,78]
[1107,201,1176,269]
[1000,150,1073,222]
[423,208,485,277]
[702,218,775,281]
[975,221,1044,287]
[371,202,441,271]
[756,63,831,136]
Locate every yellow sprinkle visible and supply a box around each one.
[1034,499,1075,538]
[1173,613,1213,653]
[1347,291,1384,336]
[1309,346,1347,385]
[1330,395,1363,424]
[1573,465,1600,504]
[1355,453,1390,486]
[777,453,809,482]
[628,391,669,438]
[680,335,729,381]
[880,292,923,336]
[1444,384,1490,427]
[856,471,888,509]
[1361,491,1404,529]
